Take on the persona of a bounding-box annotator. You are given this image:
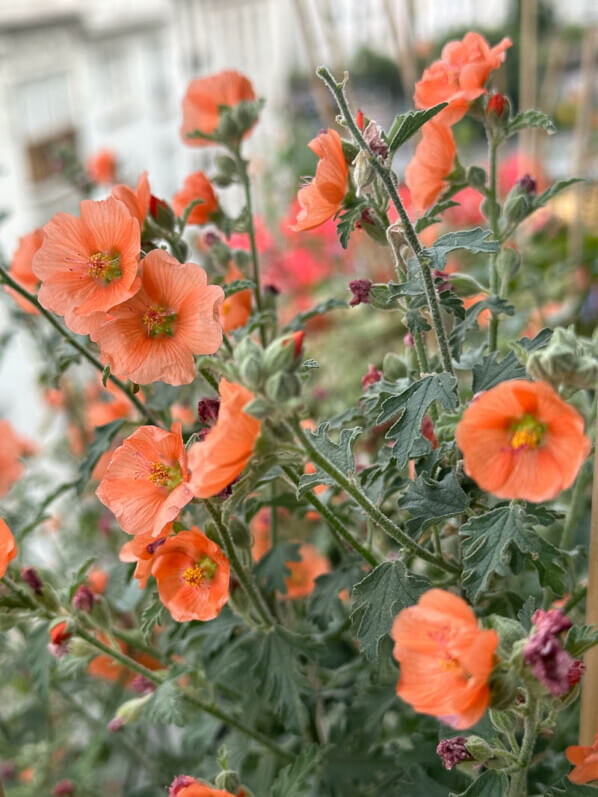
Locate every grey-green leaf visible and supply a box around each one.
[388,102,448,153]
[450,771,509,797]
[271,744,323,797]
[507,109,556,136]
[297,423,361,496]
[402,471,470,535]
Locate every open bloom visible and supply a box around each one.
[112,171,151,227]
[32,197,141,335]
[119,524,174,588]
[456,379,590,502]
[172,172,218,224]
[405,121,456,211]
[87,149,117,184]
[92,249,223,386]
[283,544,330,599]
[96,423,193,537]
[0,519,17,578]
[415,32,512,126]
[294,129,348,231]
[567,734,598,785]
[6,229,44,313]
[189,379,260,498]
[391,589,498,729]
[181,70,256,146]
[151,528,230,622]
[220,262,252,332]
[170,777,235,797]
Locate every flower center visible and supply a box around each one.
[142,305,177,338]
[148,461,182,490]
[183,556,217,586]
[510,414,546,450]
[88,251,122,284]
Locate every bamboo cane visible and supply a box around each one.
[382,0,417,101]
[518,0,538,168]
[291,0,337,127]
[579,410,598,744]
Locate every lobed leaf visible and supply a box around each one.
[388,102,448,153]
[402,471,470,535]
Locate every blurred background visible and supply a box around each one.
[0,0,597,434]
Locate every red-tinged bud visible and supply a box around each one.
[422,414,438,449]
[107,717,124,733]
[130,675,156,695]
[48,620,71,658]
[437,737,472,770]
[487,93,506,117]
[21,566,42,595]
[149,194,169,219]
[72,584,95,613]
[404,332,414,347]
[356,109,365,131]
[53,780,75,796]
[197,397,220,425]
[361,364,383,389]
[568,659,586,687]
[290,330,304,358]
[169,775,197,796]
[203,231,220,247]
[349,279,372,307]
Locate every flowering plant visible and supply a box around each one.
[0,36,597,797]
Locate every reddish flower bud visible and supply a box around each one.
[48,620,71,659]
[437,737,472,770]
[21,566,43,594]
[356,109,365,131]
[203,231,220,247]
[290,330,304,358]
[169,775,197,797]
[404,332,414,347]
[422,414,439,449]
[568,659,586,687]
[349,279,372,307]
[149,194,169,219]
[364,120,389,159]
[53,779,75,796]
[72,585,95,613]
[197,398,220,425]
[516,174,537,195]
[361,364,383,389]
[130,675,156,695]
[487,93,506,117]
[107,717,125,733]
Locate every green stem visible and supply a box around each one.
[203,498,275,627]
[231,146,266,346]
[316,66,455,379]
[76,626,293,761]
[0,266,159,426]
[289,418,459,574]
[508,694,540,797]
[486,136,501,352]
[17,481,77,540]
[270,481,279,548]
[281,465,379,568]
[560,462,591,549]
[199,367,220,393]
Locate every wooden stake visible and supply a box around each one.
[580,409,598,745]
[382,0,417,101]
[291,0,337,127]
[518,0,538,167]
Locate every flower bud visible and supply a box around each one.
[487,93,507,118]
[169,776,197,797]
[341,139,360,164]
[197,398,220,424]
[72,585,95,613]
[263,332,304,376]
[496,247,521,283]
[264,372,301,403]
[504,189,531,225]
[21,566,43,595]
[215,770,242,793]
[149,195,175,230]
[243,397,271,419]
[353,150,376,195]
[464,735,493,762]
[130,675,156,695]
[349,279,372,307]
[382,352,407,380]
[361,364,382,389]
[233,336,263,366]
[228,518,251,550]
[239,356,264,391]
[437,737,472,770]
[110,693,153,729]
[517,174,537,195]
[364,120,389,160]
[526,326,598,390]
[212,155,239,187]
[489,708,517,736]
[467,165,487,190]
[53,780,75,796]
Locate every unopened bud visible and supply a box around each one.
[526,326,598,390]
[215,770,242,792]
[263,333,303,376]
[264,372,301,403]
[228,518,252,550]
[72,585,95,613]
[517,174,537,195]
[149,195,175,229]
[53,780,75,796]
[382,352,407,380]
[361,364,382,389]
[503,190,531,225]
[243,397,271,419]
[110,694,152,729]
[464,735,493,762]
[353,150,376,195]
[467,165,487,190]
[21,566,43,595]
[364,120,388,159]
[233,336,263,366]
[496,247,521,283]
[487,93,507,118]
[239,356,264,390]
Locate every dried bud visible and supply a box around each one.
[516,174,537,195]
[433,269,452,293]
[361,364,383,389]
[353,150,376,195]
[130,675,156,695]
[532,609,572,636]
[487,93,507,118]
[349,279,372,307]
[72,585,95,613]
[169,776,197,797]
[364,120,389,159]
[53,780,75,796]
[568,659,586,687]
[524,610,576,697]
[203,231,221,247]
[197,398,220,425]
[21,566,42,595]
[437,737,472,770]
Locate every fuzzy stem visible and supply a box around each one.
[0,266,158,425]
[203,498,275,628]
[560,461,590,549]
[508,694,539,797]
[231,146,266,346]
[486,136,501,352]
[316,66,455,379]
[282,465,379,567]
[289,418,458,574]
[76,627,293,761]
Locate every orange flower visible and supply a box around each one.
[283,544,330,599]
[456,380,590,503]
[0,518,17,578]
[91,249,223,386]
[405,121,456,211]
[189,379,260,498]
[172,172,218,225]
[5,229,44,314]
[415,33,512,126]
[294,129,348,231]
[87,149,117,184]
[151,528,230,622]
[0,420,30,496]
[566,734,598,784]
[32,197,140,335]
[96,423,193,537]
[220,262,252,332]
[112,171,151,227]
[391,589,498,729]
[175,782,235,797]
[181,70,256,147]
[119,525,174,589]
[87,567,109,595]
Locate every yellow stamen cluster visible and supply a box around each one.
[88,250,122,283]
[183,556,217,586]
[510,414,545,451]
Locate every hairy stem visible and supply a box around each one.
[316,66,455,378]
[282,465,379,567]
[203,498,275,627]
[486,136,501,352]
[508,694,540,797]
[560,461,591,549]
[0,266,158,425]
[289,418,459,574]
